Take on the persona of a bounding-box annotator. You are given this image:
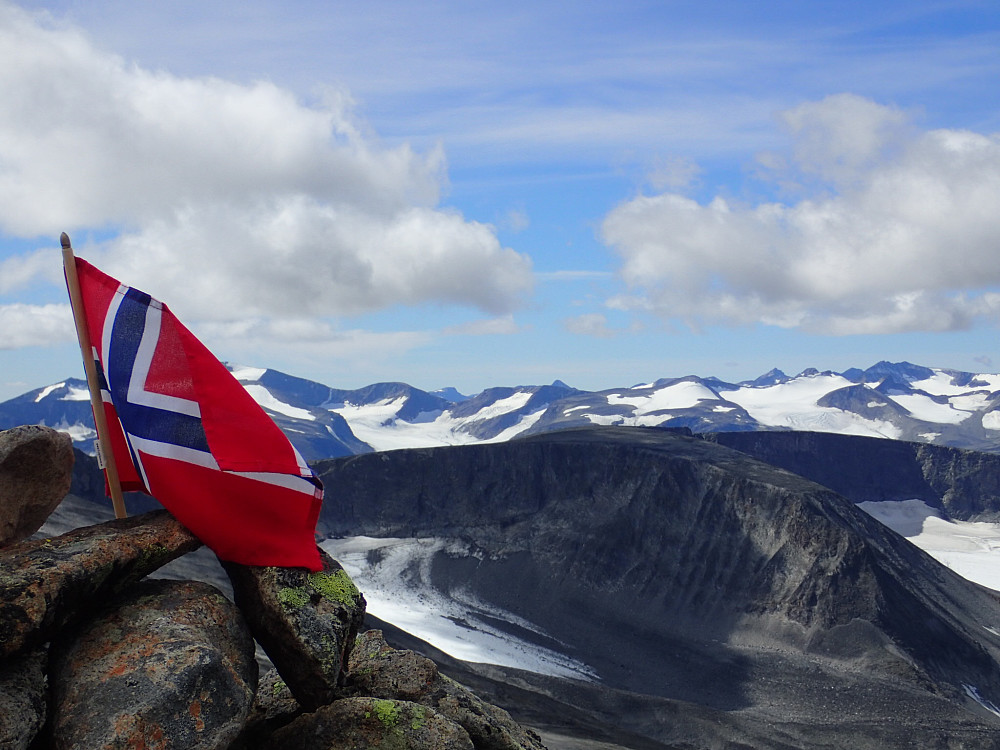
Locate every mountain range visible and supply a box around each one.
[5,360,1000,461]
[21,360,1000,747]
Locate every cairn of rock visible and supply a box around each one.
[0,425,546,749]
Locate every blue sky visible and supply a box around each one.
[2,1,1000,401]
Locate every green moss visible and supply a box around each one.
[137,543,171,569]
[409,704,427,731]
[277,586,310,608]
[319,633,338,671]
[372,699,400,728]
[308,569,360,606]
[272,679,286,697]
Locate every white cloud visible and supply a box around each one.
[0,303,74,348]
[91,201,532,320]
[444,315,521,336]
[195,318,434,359]
[0,248,61,294]
[563,313,616,338]
[777,94,913,189]
[0,3,532,324]
[502,208,530,233]
[602,94,1000,335]
[645,155,702,192]
[189,317,437,381]
[537,270,614,282]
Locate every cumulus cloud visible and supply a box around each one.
[444,315,521,336]
[563,313,617,338]
[777,94,912,189]
[0,304,74,348]
[602,94,1000,335]
[97,202,531,320]
[0,3,532,330]
[195,318,434,361]
[0,248,61,294]
[536,270,614,282]
[644,155,702,192]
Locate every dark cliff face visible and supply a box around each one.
[315,426,1000,732]
[709,430,1000,520]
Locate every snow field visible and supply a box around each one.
[241,384,316,421]
[860,499,1000,592]
[327,393,546,452]
[321,536,597,680]
[711,375,913,438]
[326,499,1000,682]
[607,380,720,413]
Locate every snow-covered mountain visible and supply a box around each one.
[0,380,96,443]
[6,360,1000,459]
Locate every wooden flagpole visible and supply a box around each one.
[61,233,128,519]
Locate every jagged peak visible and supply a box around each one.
[861,361,935,383]
[431,386,469,403]
[747,368,789,387]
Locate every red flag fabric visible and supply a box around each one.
[72,257,323,570]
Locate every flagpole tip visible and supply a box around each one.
[60,232,72,250]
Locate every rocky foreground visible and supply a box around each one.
[0,425,546,750]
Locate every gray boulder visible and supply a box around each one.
[49,579,257,750]
[257,696,475,750]
[224,547,366,710]
[348,630,547,750]
[0,648,47,750]
[235,667,302,744]
[0,425,74,547]
[0,509,201,659]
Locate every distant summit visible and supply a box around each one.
[750,368,789,387]
[430,387,469,403]
[861,360,936,383]
[5,361,1000,458]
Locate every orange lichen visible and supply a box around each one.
[189,698,205,732]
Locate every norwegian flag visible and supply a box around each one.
[72,257,323,571]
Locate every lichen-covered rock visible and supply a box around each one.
[49,579,257,750]
[0,509,201,659]
[224,547,366,710]
[234,667,303,745]
[0,647,47,750]
[258,697,474,750]
[0,425,74,547]
[348,630,547,750]
[348,630,439,700]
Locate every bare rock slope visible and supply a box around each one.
[315,426,1000,748]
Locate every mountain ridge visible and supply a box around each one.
[6,360,1000,461]
[311,426,1000,747]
